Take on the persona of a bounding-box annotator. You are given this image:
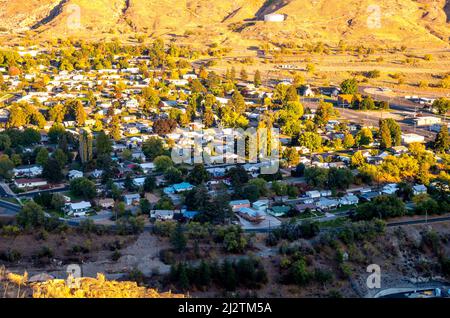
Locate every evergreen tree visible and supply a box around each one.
[171,223,187,253]
[379,120,392,149]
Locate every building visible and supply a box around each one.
[123,193,141,206]
[68,170,83,180]
[296,203,317,213]
[305,190,321,199]
[13,165,43,177]
[316,197,339,210]
[413,184,427,195]
[133,177,146,187]
[339,194,359,206]
[229,200,251,212]
[238,207,265,223]
[65,201,91,217]
[401,133,425,144]
[413,116,441,127]
[150,210,177,220]
[382,183,398,195]
[139,162,155,173]
[268,205,290,217]
[252,200,269,213]
[264,14,285,22]
[98,198,115,209]
[14,178,47,189]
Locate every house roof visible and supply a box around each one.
[67,201,91,209]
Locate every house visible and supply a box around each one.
[91,169,103,178]
[68,170,83,180]
[181,210,199,219]
[382,183,398,195]
[316,197,339,210]
[252,199,269,213]
[320,190,332,197]
[133,177,146,187]
[140,162,155,173]
[123,193,141,206]
[413,184,427,195]
[238,207,265,223]
[172,182,194,193]
[14,178,47,189]
[401,133,425,144]
[13,165,43,177]
[65,201,91,217]
[305,190,321,199]
[296,203,318,213]
[229,199,251,212]
[339,194,359,206]
[98,198,115,209]
[268,205,290,217]
[150,210,177,220]
[413,116,441,127]
[359,191,380,202]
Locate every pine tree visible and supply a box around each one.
[435,124,449,153]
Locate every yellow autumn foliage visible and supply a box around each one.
[3,269,184,298]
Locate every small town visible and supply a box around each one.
[0,0,449,304]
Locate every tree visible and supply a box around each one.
[154,155,173,172]
[203,106,214,128]
[170,223,187,253]
[226,166,249,187]
[240,68,248,81]
[79,129,93,164]
[328,168,354,190]
[314,101,337,126]
[435,124,449,153]
[16,201,45,230]
[53,148,67,169]
[49,104,66,123]
[298,132,322,152]
[74,100,86,126]
[187,164,210,185]
[355,127,373,146]
[340,78,359,95]
[51,193,66,211]
[153,118,177,136]
[43,158,64,183]
[48,124,66,144]
[109,115,121,141]
[142,137,166,160]
[343,133,355,148]
[0,134,11,151]
[380,118,401,147]
[283,147,300,167]
[432,98,450,115]
[355,195,406,220]
[70,177,97,200]
[165,167,183,184]
[254,70,262,87]
[379,120,392,149]
[96,131,112,157]
[351,151,366,168]
[231,91,246,114]
[305,167,329,188]
[0,155,14,179]
[36,147,49,166]
[143,176,156,192]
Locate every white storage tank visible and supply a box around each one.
[264,14,285,22]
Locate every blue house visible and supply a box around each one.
[173,182,194,193]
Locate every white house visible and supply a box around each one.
[65,201,92,217]
[124,193,141,206]
[139,162,155,173]
[150,210,177,220]
[14,178,47,189]
[13,165,43,177]
[68,170,83,180]
[401,133,425,144]
[305,190,321,199]
[133,177,146,187]
[316,197,339,210]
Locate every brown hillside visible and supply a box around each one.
[0,0,448,47]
